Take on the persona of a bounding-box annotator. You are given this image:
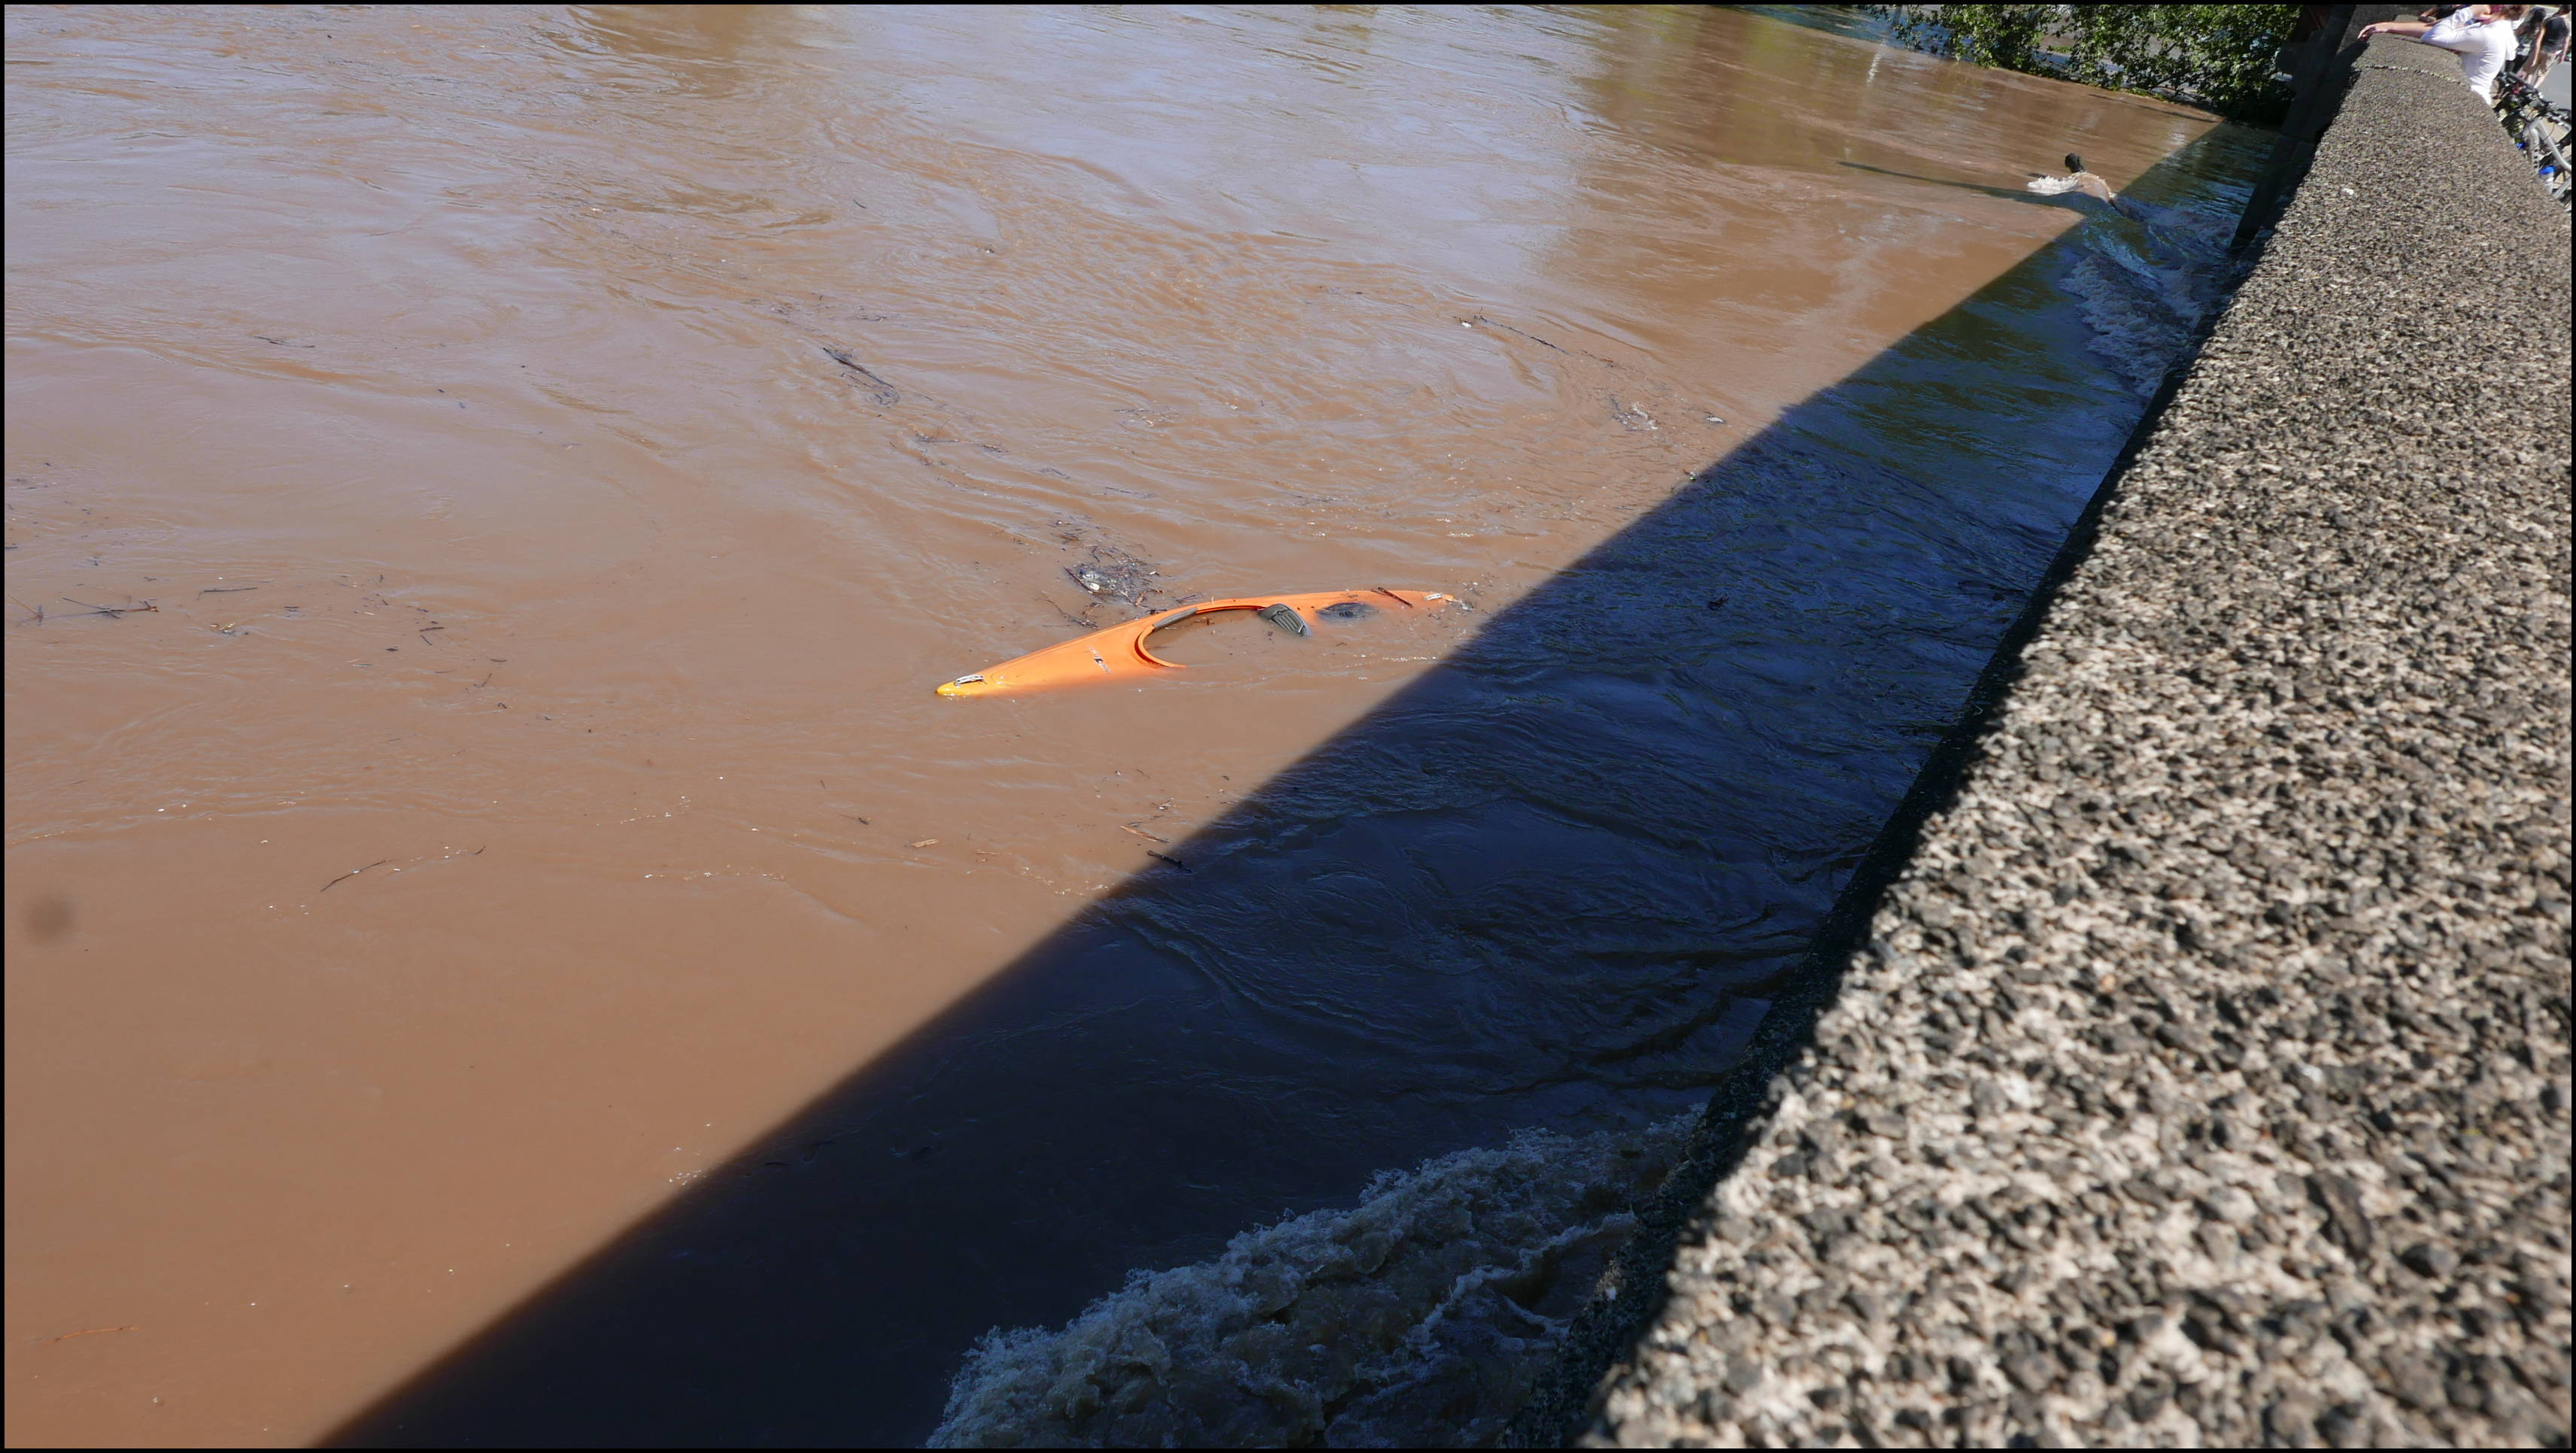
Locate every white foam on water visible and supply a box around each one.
[2067,250,2198,393]
[2034,182,2245,396]
[928,1117,1693,1448]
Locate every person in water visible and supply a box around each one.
[2363,4,2532,103]
[2031,153,2153,224]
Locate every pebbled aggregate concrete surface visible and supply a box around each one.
[1582,38,2571,1449]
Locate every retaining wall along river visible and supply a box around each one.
[1557,33,2570,1449]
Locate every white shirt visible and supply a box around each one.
[2422,8,2520,102]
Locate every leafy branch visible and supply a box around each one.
[1875,5,2303,125]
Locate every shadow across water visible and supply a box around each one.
[330,132,2254,1448]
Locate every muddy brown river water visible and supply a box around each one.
[5,5,2265,1445]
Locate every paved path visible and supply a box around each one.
[1574,36,2569,1448]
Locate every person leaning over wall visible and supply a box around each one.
[2365,4,2534,103]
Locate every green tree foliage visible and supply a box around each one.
[1880,5,2303,124]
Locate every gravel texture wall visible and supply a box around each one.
[1573,36,2571,1449]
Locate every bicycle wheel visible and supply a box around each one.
[2527,117,2574,202]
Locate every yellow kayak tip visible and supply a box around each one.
[936,589,1457,699]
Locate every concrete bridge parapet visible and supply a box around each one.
[1533,30,2571,1451]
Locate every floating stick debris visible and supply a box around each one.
[320,860,390,892]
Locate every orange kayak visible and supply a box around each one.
[936,588,1458,698]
